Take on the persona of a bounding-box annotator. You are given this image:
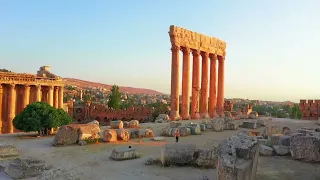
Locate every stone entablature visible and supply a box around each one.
[0,66,64,134]
[169,25,226,56]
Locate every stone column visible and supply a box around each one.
[169,44,181,120]
[54,87,59,108]
[217,56,225,116]
[7,84,16,133]
[191,50,201,119]
[22,85,30,109]
[0,84,3,134]
[58,86,64,109]
[48,86,54,106]
[209,54,218,118]
[200,52,210,119]
[36,85,41,102]
[181,47,191,120]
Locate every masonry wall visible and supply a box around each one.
[299,99,320,120]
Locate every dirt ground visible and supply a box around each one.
[1,118,320,180]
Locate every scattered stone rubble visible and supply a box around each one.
[0,143,19,158]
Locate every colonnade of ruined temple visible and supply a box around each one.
[168,25,227,120]
[0,66,64,134]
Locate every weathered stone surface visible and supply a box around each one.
[260,145,273,156]
[279,135,290,146]
[199,124,206,131]
[169,122,181,128]
[78,140,87,146]
[156,114,170,121]
[103,129,118,142]
[87,120,99,126]
[290,133,320,162]
[160,144,196,166]
[217,134,259,180]
[4,157,52,180]
[178,127,191,136]
[116,129,130,141]
[268,134,283,146]
[128,120,140,128]
[145,157,161,165]
[256,119,270,126]
[265,125,282,137]
[144,129,155,138]
[110,148,140,160]
[258,139,267,146]
[205,124,213,129]
[241,121,257,129]
[0,144,19,158]
[211,118,224,132]
[53,124,100,146]
[194,148,217,168]
[37,168,83,180]
[224,121,239,130]
[130,129,144,138]
[272,145,290,156]
[110,120,124,129]
[296,128,315,136]
[189,126,201,135]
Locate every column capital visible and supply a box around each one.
[23,84,31,88]
[35,84,41,88]
[8,83,15,89]
[54,86,59,90]
[191,49,200,56]
[181,47,190,55]
[170,44,180,52]
[48,85,54,90]
[209,53,217,61]
[218,55,225,62]
[200,51,209,58]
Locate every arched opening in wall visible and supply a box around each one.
[77,119,81,123]
[121,117,126,121]
[95,116,101,122]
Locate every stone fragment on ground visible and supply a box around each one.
[152,136,165,141]
[37,168,83,180]
[272,145,290,156]
[0,144,19,158]
[265,125,282,137]
[199,124,206,131]
[4,157,52,180]
[156,114,170,121]
[211,118,224,132]
[290,133,320,162]
[241,121,257,129]
[116,129,130,141]
[260,145,273,156]
[160,144,196,166]
[145,157,161,165]
[110,147,140,160]
[128,120,140,128]
[110,120,124,129]
[217,134,259,180]
[53,124,100,146]
[103,129,117,142]
[144,128,155,138]
[279,135,290,146]
[188,126,201,135]
[179,127,191,136]
[169,122,181,128]
[193,147,217,168]
[78,140,87,146]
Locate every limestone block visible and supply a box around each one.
[128,120,140,128]
[265,125,282,137]
[241,121,257,129]
[145,157,161,165]
[160,144,197,166]
[211,118,224,132]
[217,134,259,180]
[290,133,320,162]
[156,114,170,121]
[78,140,87,146]
[194,148,218,168]
[4,157,52,180]
[178,127,191,136]
[110,120,124,129]
[272,145,290,156]
[188,126,201,135]
[224,122,239,130]
[130,129,142,139]
[110,148,140,160]
[205,124,213,129]
[279,135,290,146]
[260,145,273,156]
[0,144,19,158]
[103,129,118,142]
[200,124,206,131]
[258,139,267,146]
[144,129,155,138]
[256,119,270,126]
[152,137,165,141]
[123,121,129,128]
[53,124,100,146]
[87,120,99,126]
[296,128,315,136]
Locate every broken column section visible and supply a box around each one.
[217,134,260,180]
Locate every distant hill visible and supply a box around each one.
[64,78,164,95]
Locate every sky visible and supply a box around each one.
[1,0,320,102]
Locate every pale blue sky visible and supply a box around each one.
[1,0,320,102]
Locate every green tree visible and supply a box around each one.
[108,85,121,109]
[13,102,72,136]
[291,104,302,119]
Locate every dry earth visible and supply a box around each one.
[1,118,320,180]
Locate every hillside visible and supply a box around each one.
[64,78,164,95]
